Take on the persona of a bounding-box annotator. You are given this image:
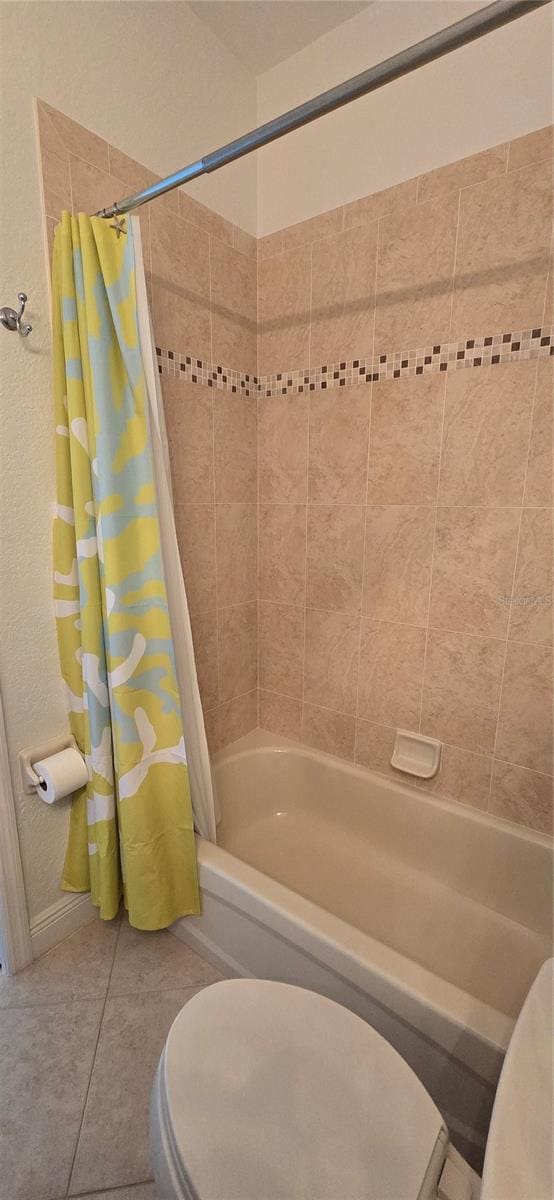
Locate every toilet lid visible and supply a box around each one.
[159,979,446,1200]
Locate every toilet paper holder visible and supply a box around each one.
[19,734,79,793]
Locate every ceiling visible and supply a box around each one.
[189,1,373,74]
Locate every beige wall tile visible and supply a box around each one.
[258,504,306,604]
[417,144,508,205]
[210,239,257,374]
[302,703,356,760]
[179,191,233,244]
[308,384,370,503]
[496,640,553,773]
[363,505,434,626]
[422,629,505,753]
[163,379,214,505]
[258,601,304,698]
[258,395,309,502]
[490,760,553,834]
[107,145,169,207]
[368,374,444,504]
[544,255,553,324]
[216,503,257,606]
[40,146,71,221]
[281,206,343,251]
[509,509,553,646]
[358,619,426,728]
[233,226,257,260]
[174,503,216,621]
[307,505,365,614]
[374,195,458,353]
[355,721,492,810]
[189,609,219,711]
[217,602,257,702]
[417,744,492,810]
[355,719,396,775]
[525,358,553,507]
[204,707,222,756]
[258,690,303,742]
[70,156,121,214]
[151,282,211,362]
[150,207,211,359]
[218,690,257,748]
[508,124,554,172]
[430,507,520,638]
[451,161,552,339]
[45,216,57,268]
[343,178,418,229]
[258,246,311,374]
[310,225,377,365]
[439,360,536,506]
[257,229,283,260]
[214,393,257,502]
[304,608,360,714]
[37,99,109,172]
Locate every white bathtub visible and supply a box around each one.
[173,731,552,1170]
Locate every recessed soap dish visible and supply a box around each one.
[390,730,442,779]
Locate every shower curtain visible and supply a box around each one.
[51,211,214,929]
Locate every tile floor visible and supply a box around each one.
[0,912,223,1200]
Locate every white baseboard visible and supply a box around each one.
[30,892,96,959]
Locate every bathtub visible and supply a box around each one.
[173,730,552,1170]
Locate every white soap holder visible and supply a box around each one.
[390,730,442,779]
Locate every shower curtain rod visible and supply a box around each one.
[96,0,550,220]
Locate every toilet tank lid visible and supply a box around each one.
[160,978,447,1200]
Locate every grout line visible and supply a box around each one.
[353,217,379,752]
[65,1179,155,1200]
[416,373,448,735]
[300,378,311,745]
[65,914,123,1197]
[414,180,464,733]
[487,357,540,811]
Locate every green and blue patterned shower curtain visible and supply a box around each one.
[51,212,199,929]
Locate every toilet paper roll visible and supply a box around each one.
[33,747,89,804]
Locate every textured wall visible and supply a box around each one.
[255,127,554,834]
[256,0,553,235]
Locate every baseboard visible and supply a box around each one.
[30,891,96,959]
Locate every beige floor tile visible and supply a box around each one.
[108,918,221,997]
[0,999,103,1200]
[69,989,198,1195]
[0,916,118,1009]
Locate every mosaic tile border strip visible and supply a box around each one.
[156,325,553,397]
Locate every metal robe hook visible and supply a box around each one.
[1,292,32,337]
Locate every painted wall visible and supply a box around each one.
[256,0,554,234]
[0,0,256,922]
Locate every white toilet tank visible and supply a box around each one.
[480,958,553,1200]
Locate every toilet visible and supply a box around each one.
[150,958,552,1200]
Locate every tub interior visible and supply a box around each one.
[214,739,552,1021]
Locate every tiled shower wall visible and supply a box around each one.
[38,103,553,834]
[255,127,554,835]
[37,99,258,752]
